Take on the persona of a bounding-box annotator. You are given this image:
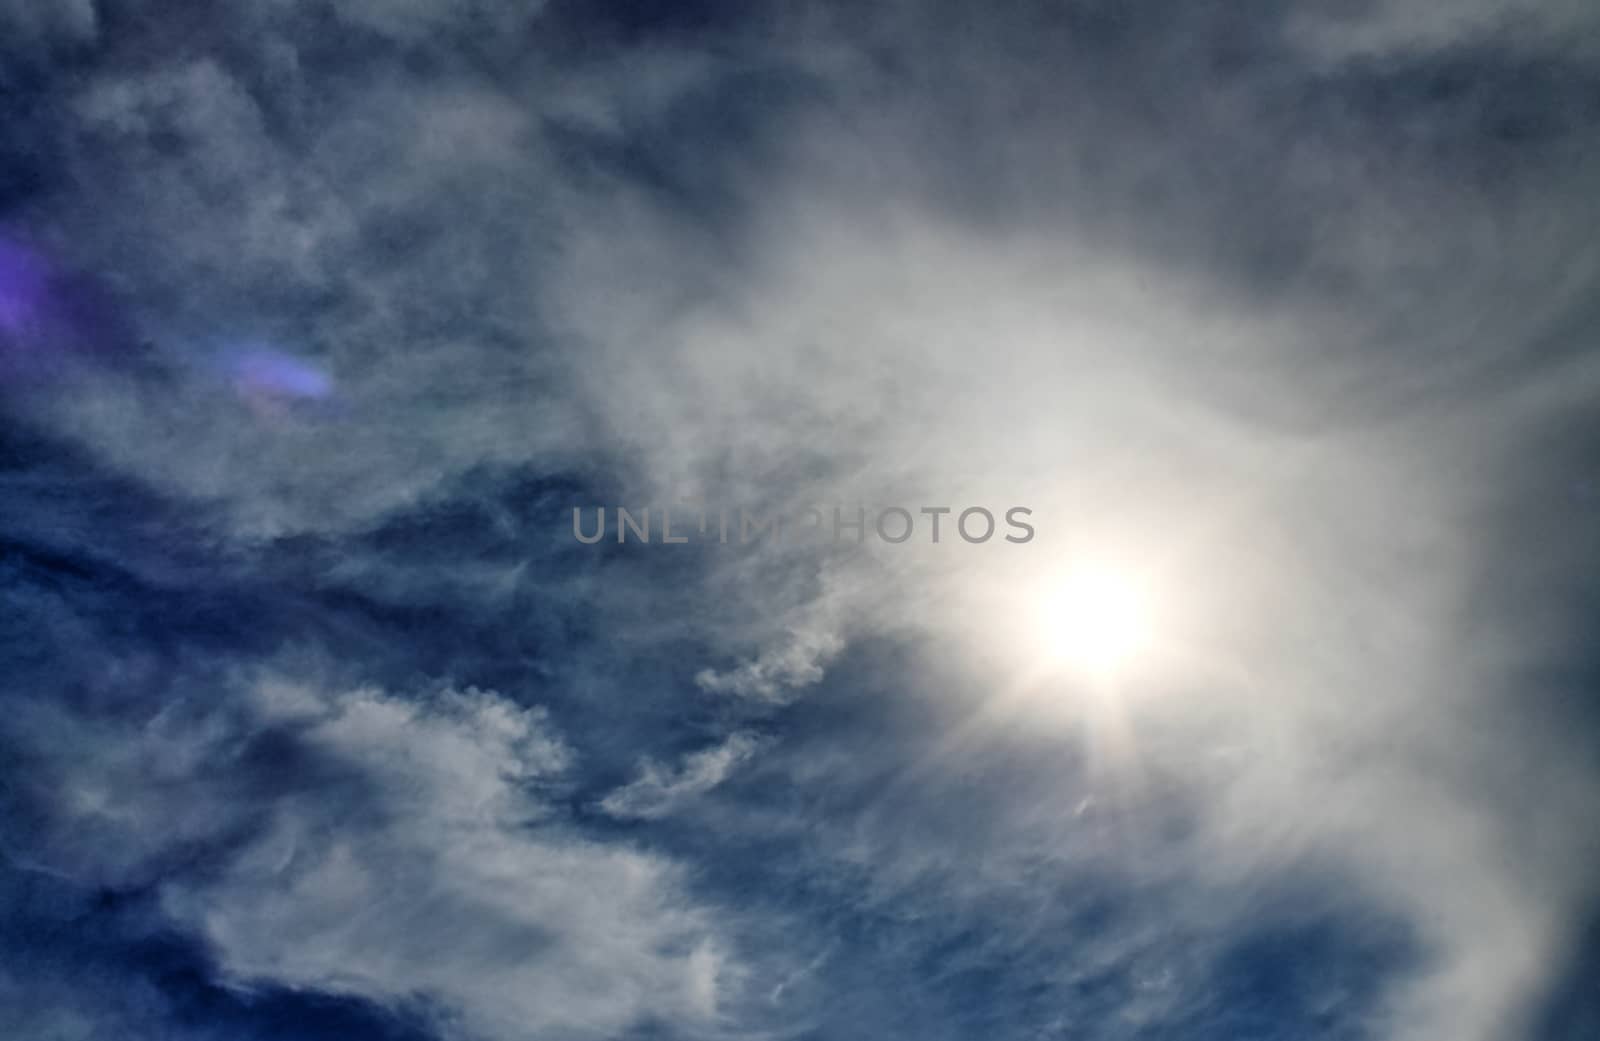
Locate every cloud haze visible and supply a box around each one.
[2,3,1598,1041]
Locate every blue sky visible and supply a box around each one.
[2,2,1598,1040]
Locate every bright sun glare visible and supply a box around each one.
[1036,567,1150,677]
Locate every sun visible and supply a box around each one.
[1034,566,1151,677]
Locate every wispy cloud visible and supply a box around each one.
[2,2,1597,1040]
[601,732,764,819]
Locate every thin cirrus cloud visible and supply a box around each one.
[600,732,764,820]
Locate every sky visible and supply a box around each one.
[2,2,1599,1040]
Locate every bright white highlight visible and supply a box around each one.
[1035,568,1150,677]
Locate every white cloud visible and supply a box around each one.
[601,732,763,820]
[535,96,1600,1039]
[161,680,742,1041]
[11,671,755,1041]
[11,6,1599,1039]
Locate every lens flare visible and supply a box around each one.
[220,345,335,417]
[0,239,49,336]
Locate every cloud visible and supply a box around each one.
[318,0,550,46]
[601,732,763,819]
[3,3,1598,1041]
[526,16,1600,1039]
[695,630,844,703]
[12,666,752,1041]
[172,682,751,1040]
[0,0,97,56]
[1287,0,1600,59]
[19,42,580,533]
